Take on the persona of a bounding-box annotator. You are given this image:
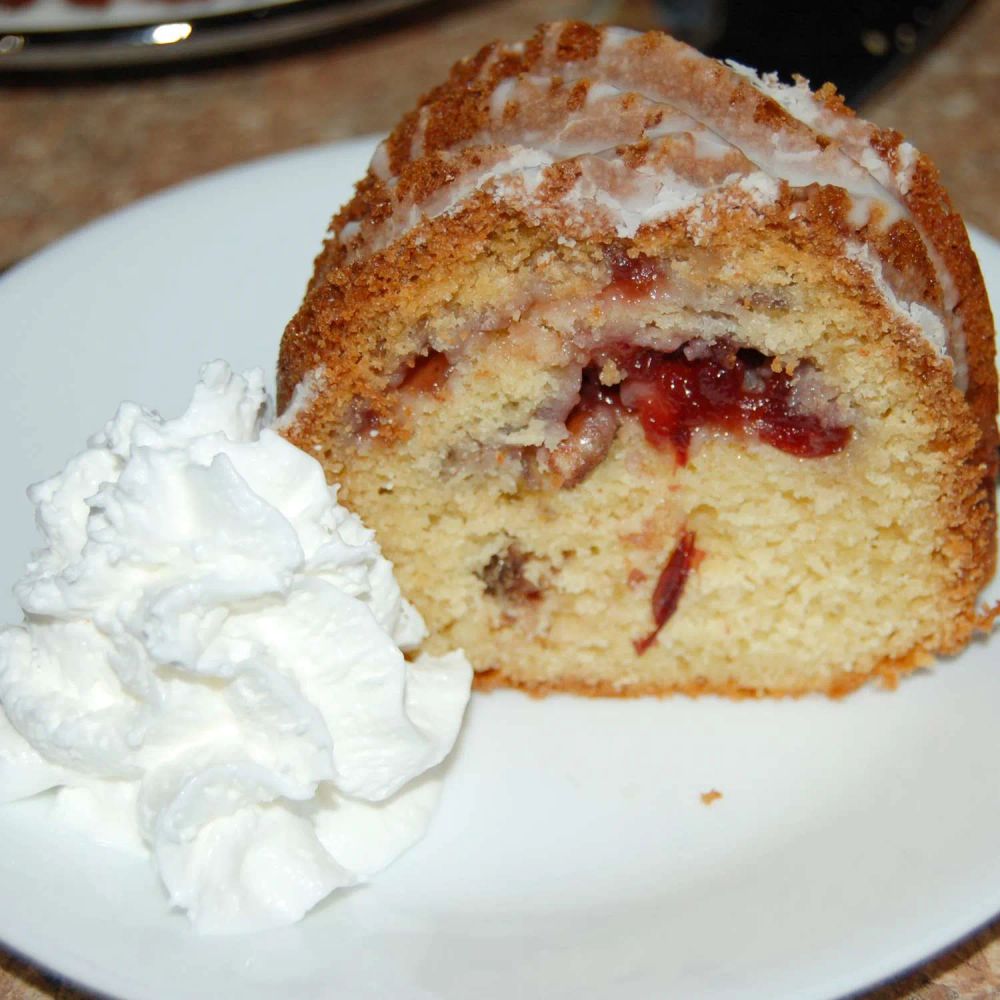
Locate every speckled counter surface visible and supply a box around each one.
[1,2,998,997]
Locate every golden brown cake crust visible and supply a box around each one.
[278,21,998,698]
[473,600,1000,700]
[280,21,996,482]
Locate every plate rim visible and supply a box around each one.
[0,0,435,70]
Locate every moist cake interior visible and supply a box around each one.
[303,223,989,696]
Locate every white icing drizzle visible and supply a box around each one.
[846,242,954,367]
[724,58,963,381]
[341,24,966,381]
[272,366,328,436]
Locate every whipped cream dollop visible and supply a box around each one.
[0,362,472,933]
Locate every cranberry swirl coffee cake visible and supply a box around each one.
[278,22,998,697]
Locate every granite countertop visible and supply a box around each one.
[1,1,998,997]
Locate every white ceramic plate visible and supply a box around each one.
[0,0,432,70]
[0,138,998,1000]
[0,0,299,32]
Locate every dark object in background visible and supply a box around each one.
[657,0,975,105]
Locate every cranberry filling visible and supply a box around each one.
[615,345,851,463]
[634,529,697,655]
[603,246,662,300]
[556,343,850,471]
[399,350,451,394]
